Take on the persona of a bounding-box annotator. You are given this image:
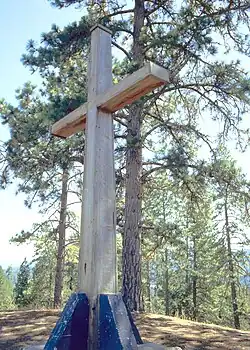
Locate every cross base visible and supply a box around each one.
[44,292,89,349]
[43,292,143,350]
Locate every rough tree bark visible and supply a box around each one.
[54,169,68,308]
[184,233,190,317]
[165,248,170,316]
[122,0,145,312]
[146,259,151,312]
[192,236,197,321]
[224,189,240,329]
[163,198,170,316]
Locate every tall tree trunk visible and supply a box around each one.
[165,248,170,316]
[185,233,191,317]
[162,198,170,316]
[224,191,240,329]
[122,0,145,312]
[145,259,151,312]
[49,269,53,308]
[54,169,68,308]
[192,236,197,321]
[185,231,189,287]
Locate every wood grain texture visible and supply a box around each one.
[51,103,87,138]
[51,62,170,138]
[76,27,117,349]
[78,26,117,298]
[98,62,169,113]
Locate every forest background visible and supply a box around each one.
[0,0,250,332]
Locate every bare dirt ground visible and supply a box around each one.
[0,309,249,349]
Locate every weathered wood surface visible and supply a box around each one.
[49,24,171,350]
[51,62,169,138]
[98,62,169,113]
[77,25,117,350]
[78,24,117,297]
[51,103,87,138]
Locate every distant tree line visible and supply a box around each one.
[0,0,250,331]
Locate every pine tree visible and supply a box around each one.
[211,150,250,329]
[30,243,56,309]
[2,0,250,312]
[14,258,31,308]
[5,266,17,285]
[24,0,250,311]
[0,81,84,307]
[0,266,15,310]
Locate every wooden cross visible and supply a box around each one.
[52,24,169,299]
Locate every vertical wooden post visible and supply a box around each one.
[48,21,171,350]
[78,24,117,348]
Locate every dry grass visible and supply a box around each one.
[0,310,249,349]
[134,313,250,349]
[0,310,58,350]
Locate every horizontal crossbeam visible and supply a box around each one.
[51,62,170,138]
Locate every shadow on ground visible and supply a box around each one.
[0,310,249,349]
[134,314,250,350]
[0,310,58,350]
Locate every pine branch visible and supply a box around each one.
[111,40,132,60]
[102,8,134,18]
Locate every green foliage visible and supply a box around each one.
[5,266,17,286]
[1,0,250,328]
[62,243,79,302]
[19,0,250,140]
[14,259,32,308]
[140,151,250,329]
[0,266,15,310]
[29,237,57,309]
